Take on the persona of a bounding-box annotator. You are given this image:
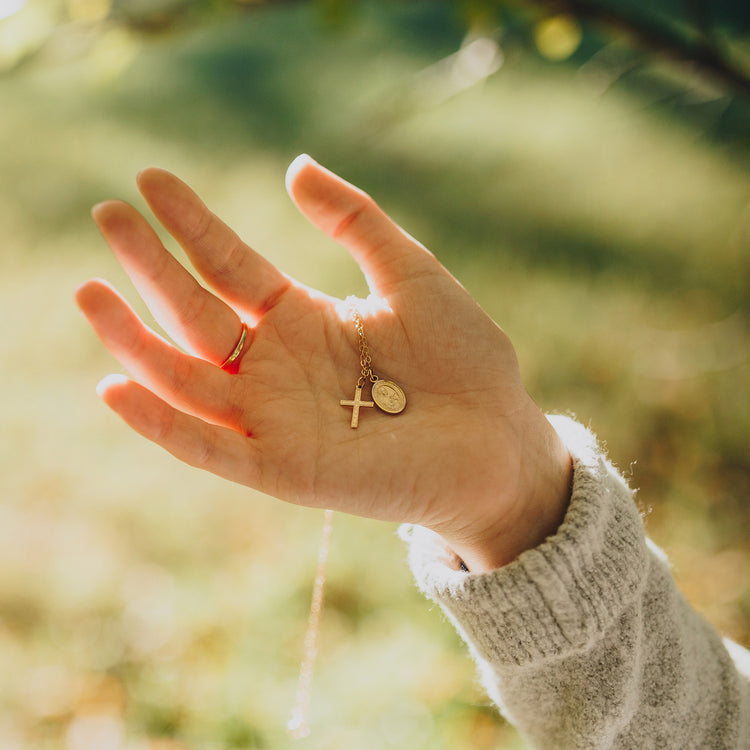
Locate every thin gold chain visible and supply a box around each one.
[349,298,377,387]
[287,508,334,739]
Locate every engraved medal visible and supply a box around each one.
[340,297,407,428]
[371,379,406,414]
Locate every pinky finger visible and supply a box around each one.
[97,374,260,488]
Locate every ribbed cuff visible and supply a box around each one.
[400,416,650,667]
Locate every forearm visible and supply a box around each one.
[402,416,750,749]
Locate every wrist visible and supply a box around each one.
[437,406,573,573]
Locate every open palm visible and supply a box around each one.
[77,157,570,571]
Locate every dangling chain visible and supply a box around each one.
[288,297,410,738]
[287,508,334,739]
[352,305,378,388]
[340,296,406,428]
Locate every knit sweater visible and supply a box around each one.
[401,416,750,749]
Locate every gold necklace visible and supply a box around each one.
[288,298,407,738]
[340,296,406,428]
[287,508,334,739]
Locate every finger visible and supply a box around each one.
[91,200,247,366]
[76,279,240,429]
[97,374,260,487]
[136,167,292,320]
[285,155,440,299]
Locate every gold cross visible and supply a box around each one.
[340,385,374,429]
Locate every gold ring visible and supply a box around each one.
[221,322,248,370]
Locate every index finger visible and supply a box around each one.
[284,155,443,300]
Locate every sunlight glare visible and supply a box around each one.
[0,0,53,71]
[414,33,503,106]
[0,0,25,23]
[451,36,504,90]
[335,294,392,323]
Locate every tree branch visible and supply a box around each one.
[529,0,750,99]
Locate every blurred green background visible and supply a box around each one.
[1,1,749,748]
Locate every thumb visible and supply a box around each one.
[285,154,437,300]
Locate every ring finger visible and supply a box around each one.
[75,279,239,427]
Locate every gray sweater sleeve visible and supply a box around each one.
[400,416,750,750]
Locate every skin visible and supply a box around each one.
[75,155,572,573]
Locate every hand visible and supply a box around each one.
[76,156,572,572]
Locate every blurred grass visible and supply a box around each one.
[1,2,749,748]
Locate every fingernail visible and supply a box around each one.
[96,373,128,398]
[285,153,315,192]
[91,201,113,221]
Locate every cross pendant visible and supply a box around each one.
[340,385,374,429]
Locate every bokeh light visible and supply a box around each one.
[534,14,583,61]
[65,0,110,22]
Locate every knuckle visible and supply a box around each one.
[122,324,147,360]
[169,353,193,394]
[154,404,175,445]
[187,204,214,246]
[331,196,373,241]
[193,432,216,469]
[256,280,291,316]
[177,287,209,329]
[214,233,246,280]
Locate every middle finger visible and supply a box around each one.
[92,200,247,368]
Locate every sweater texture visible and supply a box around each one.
[401,416,750,749]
